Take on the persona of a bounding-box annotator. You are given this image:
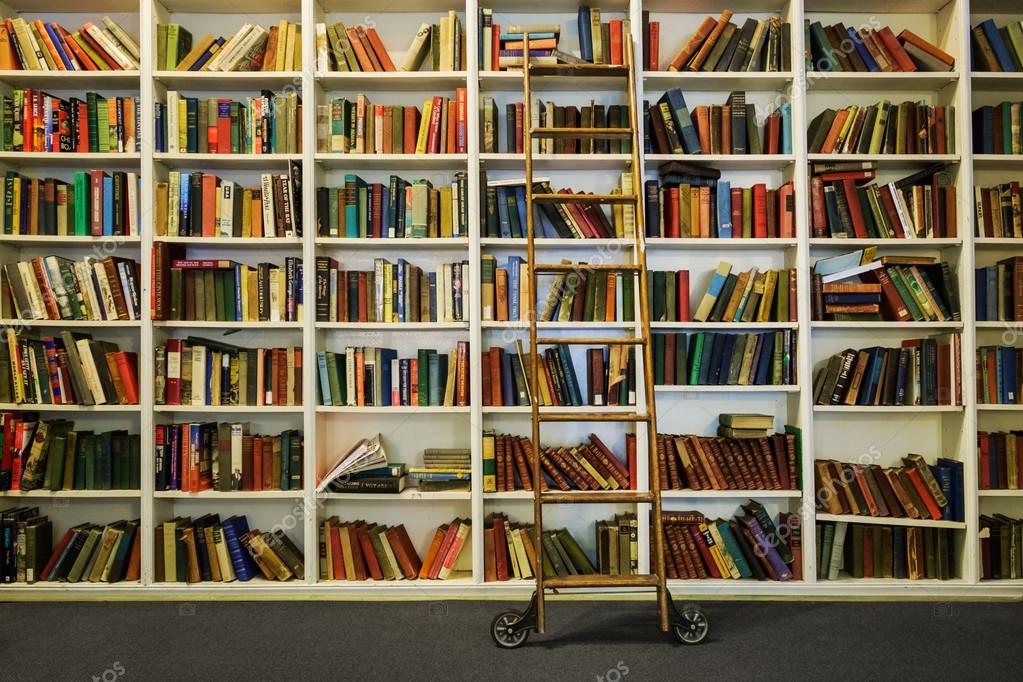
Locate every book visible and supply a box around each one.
[646,90,790,155]
[319,90,467,155]
[647,175,795,239]
[320,516,468,580]
[154,90,300,154]
[818,520,955,580]
[3,16,138,72]
[159,21,302,72]
[808,21,952,73]
[2,254,142,321]
[662,13,789,73]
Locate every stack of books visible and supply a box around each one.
[596,513,638,575]
[651,330,797,387]
[154,338,302,407]
[157,20,302,72]
[1,417,139,492]
[817,519,955,580]
[976,346,1021,404]
[2,254,141,322]
[154,424,302,493]
[316,434,405,494]
[482,432,633,493]
[156,514,304,583]
[484,514,595,580]
[975,181,1023,237]
[0,16,138,71]
[809,101,954,155]
[2,171,140,238]
[971,19,1023,72]
[973,102,1023,154]
[663,11,790,73]
[410,448,471,493]
[0,511,140,584]
[688,261,797,323]
[808,23,953,72]
[980,514,1022,580]
[813,336,963,407]
[717,412,774,438]
[976,256,1023,322]
[0,91,140,153]
[154,91,301,154]
[978,431,1023,490]
[320,91,467,154]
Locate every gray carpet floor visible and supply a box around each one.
[1,600,1019,680]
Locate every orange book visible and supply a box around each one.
[668,16,715,71]
[33,20,65,70]
[897,29,954,66]
[495,268,509,320]
[201,174,218,236]
[428,521,461,579]
[503,38,557,50]
[608,19,623,66]
[904,467,943,520]
[688,10,733,72]
[819,108,850,154]
[0,22,18,69]
[356,525,384,580]
[698,186,711,238]
[446,100,456,153]
[345,27,376,70]
[693,105,711,153]
[251,437,262,491]
[261,436,273,489]
[721,104,731,155]
[403,107,418,154]
[354,26,383,71]
[261,26,279,71]
[122,97,135,150]
[604,272,617,321]
[124,529,141,581]
[418,526,446,579]
[365,28,395,71]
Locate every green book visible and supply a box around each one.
[583,271,597,321]
[714,519,752,578]
[818,522,835,580]
[417,349,430,406]
[157,23,168,71]
[368,526,395,580]
[886,267,924,321]
[651,270,666,321]
[675,334,688,384]
[166,24,180,69]
[688,333,705,385]
[665,271,676,322]
[74,433,92,489]
[622,272,635,322]
[742,187,753,238]
[68,526,102,583]
[44,434,68,492]
[652,334,665,385]
[86,92,99,153]
[555,528,596,574]
[593,271,607,321]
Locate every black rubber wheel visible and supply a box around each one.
[673,606,709,644]
[491,610,529,649]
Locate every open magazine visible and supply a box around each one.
[316,434,387,492]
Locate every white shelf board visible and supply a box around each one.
[973,154,1023,170]
[0,235,141,245]
[154,490,303,499]
[318,489,471,501]
[315,153,468,170]
[318,70,467,90]
[979,489,1023,497]
[482,320,636,330]
[0,403,141,412]
[814,405,963,414]
[0,489,140,498]
[645,153,794,170]
[154,153,301,168]
[808,238,963,249]
[153,405,304,414]
[811,321,964,330]
[154,236,303,248]
[0,318,141,328]
[481,153,633,170]
[643,70,794,91]
[0,70,141,87]
[317,406,471,414]
[816,513,966,530]
[976,404,1023,412]
[661,489,802,499]
[807,71,957,91]
[316,322,469,330]
[808,153,960,168]
[481,405,638,414]
[657,384,799,393]
[151,320,302,329]
[650,321,798,330]
[975,238,1023,247]
[480,237,635,248]
[316,237,469,248]
[0,152,140,167]
[646,237,797,250]
[154,70,303,88]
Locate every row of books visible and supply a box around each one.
[536,264,636,324]
[972,19,1023,73]
[315,344,471,408]
[158,21,301,72]
[980,514,1023,580]
[478,12,571,71]
[808,23,953,73]
[811,249,961,322]
[646,176,796,239]
[574,6,622,67]
[815,454,964,522]
[689,263,797,323]
[0,16,138,71]
[0,91,139,153]
[483,433,633,493]
[596,513,638,575]
[646,89,792,156]
[656,430,799,493]
[546,344,634,407]
[977,346,1021,405]
[975,182,1023,238]
[1,511,139,585]
[3,170,139,238]
[480,345,531,409]
[810,163,957,239]
[0,417,139,492]
[316,174,469,239]
[808,101,953,156]
[0,332,138,407]
[319,92,467,155]
[975,257,1023,322]
[320,517,469,581]
[151,251,303,323]
[3,254,141,322]
[155,339,301,408]
[320,15,463,73]
[817,521,955,580]
[661,12,790,74]
[483,176,635,239]
[978,430,1023,491]
[480,256,528,322]
[481,98,631,156]
[813,336,963,407]
[155,170,300,239]
[974,102,1023,155]
[484,515,596,581]
[153,424,302,493]
[652,330,796,388]
[156,515,303,583]
[662,505,797,581]
[154,91,301,155]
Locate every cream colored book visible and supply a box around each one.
[206,23,252,71]
[102,16,140,62]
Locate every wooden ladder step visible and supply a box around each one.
[533,263,642,273]
[527,64,631,78]
[540,491,655,504]
[538,412,649,423]
[530,193,638,204]
[529,127,632,139]
[544,574,661,589]
[535,336,646,346]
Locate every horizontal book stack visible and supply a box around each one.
[652,330,796,387]
[484,514,595,581]
[409,448,471,493]
[655,430,799,492]
[596,513,637,576]
[153,424,302,493]
[482,432,633,493]
[976,346,1020,404]
[529,343,635,407]
[975,256,1023,321]
[1,417,139,492]
[980,514,1023,580]
[808,100,954,155]
[530,264,636,324]
[975,182,1023,237]
[0,90,140,153]
[660,505,798,581]
[817,520,955,580]
[810,162,957,239]
[971,19,1023,72]
[978,431,1023,490]
[156,514,303,583]
[484,99,632,155]
[663,11,790,73]
[315,343,471,408]
[320,91,467,155]
[0,511,140,585]
[3,170,139,237]
[0,16,138,71]
[151,252,302,323]
[480,22,567,71]
[316,173,468,239]
[0,331,138,406]
[808,23,953,73]
[689,262,797,323]
[813,336,963,407]
[158,20,302,72]
[646,89,791,155]
[811,250,962,322]
[155,90,300,154]
[2,254,141,321]
[155,338,301,407]
[815,454,964,522]
[314,257,469,323]
[155,169,300,238]
[973,102,1023,155]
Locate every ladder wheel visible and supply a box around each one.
[491,610,530,649]
[673,606,709,645]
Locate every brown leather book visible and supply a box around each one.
[349,522,368,580]
[690,437,725,489]
[495,434,506,492]
[815,460,844,514]
[385,526,418,579]
[483,527,496,582]
[588,434,629,486]
[741,439,768,489]
[510,438,533,491]
[659,435,678,489]
[538,449,572,491]
[708,438,737,488]
[125,529,142,582]
[517,438,548,492]
[861,464,890,517]
[884,467,921,518]
[828,460,858,514]
[672,437,704,490]
[852,464,880,516]
[756,437,783,489]
[392,524,423,577]
[770,434,790,489]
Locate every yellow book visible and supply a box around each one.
[383,262,393,322]
[482,433,496,492]
[706,521,742,579]
[443,344,457,405]
[293,26,301,70]
[756,269,778,322]
[283,22,297,75]
[277,265,286,321]
[11,178,21,235]
[571,448,609,489]
[29,22,58,71]
[737,332,759,384]
[275,19,289,71]
[176,34,216,71]
[835,104,857,151]
[11,19,42,71]
[177,97,187,152]
[339,525,357,580]
[699,522,732,578]
[508,526,532,579]
[504,525,521,579]
[439,185,453,237]
[7,329,24,403]
[415,98,433,154]
[241,188,252,237]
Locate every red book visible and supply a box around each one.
[677,270,690,321]
[778,181,795,238]
[356,271,368,322]
[201,174,218,236]
[878,27,916,72]
[817,170,877,182]
[251,437,262,491]
[842,178,868,238]
[904,467,942,519]
[215,100,231,154]
[687,525,721,578]
[428,521,461,579]
[348,523,368,580]
[40,528,76,581]
[730,187,743,237]
[57,26,98,71]
[810,176,827,237]
[480,353,492,406]
[357,525,384,580]
[609,19,623,65]
[492,515,508,580]
[113,351,139,404]
[649,21,660,71]
[364,28,395,71]
[78,27,121,70]
[626,433,637,490]
[666,186,679,238]
[934,106,946,155]
[877,185,906,238]
[455,87,467,153]
[489,348,503,406]
[491,23,500,74]
[752,183,767,238]
[0,414,16,484]
[329,524,345,579]
[765,111,781,154]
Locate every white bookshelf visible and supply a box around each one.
[0,0,1019,599]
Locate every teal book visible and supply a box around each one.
[715,519,753,578]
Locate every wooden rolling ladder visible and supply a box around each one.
[489,34,709,648]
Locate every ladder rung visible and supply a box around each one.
[529,127,632,140]
[528,64,631,78]
[538,412,649,423]
[531,193,639,204]
[541,491,655,504]
[536,336,645,346]
[544,574,661,589]
[534,263,642,273]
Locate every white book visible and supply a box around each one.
[268,267,281,321]
[400,22,432,72]
[74,338,106,404]
[450,180,459,236]
[84,23,135,70]
[222,25,266,72]
[166,91,180,154]
[76,260,101,320]
[481,11,493,71]
[167,171,180,236]
[126,173,138,237]
[230,423,244,489]
[102,16,141,62]
[315,23,329,72]
[16,261,46,319]
[18,19,49,71]
[191,345,206,405]
[374,258,385,323]
[827,521,848,580]
[260,174,274,238]
[42,256,72,319]
[220,181,235,237]
[207,23,252,71]
[115,261,136,320]
[93,260,117,321]
[101,27,139,68]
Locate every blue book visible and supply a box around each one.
[102,175,113,236]
[812,249,868,277]
[714,519,753,578]
[985,267,997,321]
[713,333,736,384]
[428,272,437,321]
[179,173,190,234]
[643,103,652,153]
[754,332,775,385]
[500,32,558,41]
[1003,346,1017,403]
[44,23,74,70]
[697,332,717,385]
[513,185,528,235]
[221,516,258,581]
[507,256,523,320]
[716,180,732,237]
[154,103,164,151]
[931,463,954,520]
[556,345,583,405]
[192,516,213,581]
[660,88,701,154]
[379,348,396,406]
[495,186,512,238]
[780,103,792,154]
[937,458,964,521]
[847,27,879,72]
[192,37,225,71]
[204,349,214,403]
[980,19,1018,72]
[232,262,242,321]
[501,350,515,406]
[975,267,987,320]
[535,205,557,238]
[379,185,389,238]
[578,7,593,62]
[47,528,84,581]
[316,352,332,405]
[396,258,406,322]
